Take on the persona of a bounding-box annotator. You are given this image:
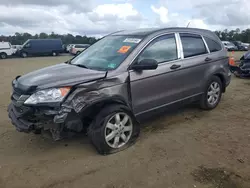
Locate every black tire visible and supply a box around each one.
[21,52,28,58]
[0,53,7,59]
[88,104,140,155]
[200,76,222,110]
[76,51,81,55]
[52,51,58,56]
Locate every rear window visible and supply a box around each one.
[180,33,208,58]
[204,37,222,52]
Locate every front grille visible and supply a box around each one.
[11,87,30,105]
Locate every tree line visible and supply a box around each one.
[214,28,250,43]
[0,32,98,45]
[1,28,250,45]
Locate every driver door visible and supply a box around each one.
[129,33,185,116]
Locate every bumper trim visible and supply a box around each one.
[8,103,33,133]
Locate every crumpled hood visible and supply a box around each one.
[15,63,106,93]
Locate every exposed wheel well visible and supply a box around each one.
[80,100,132,128]
[0,52,7,57]
[214,73,226,92]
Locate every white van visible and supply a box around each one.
[0,42,15,59]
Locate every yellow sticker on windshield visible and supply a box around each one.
[118,46,131,54]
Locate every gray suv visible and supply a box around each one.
[8,28,231,155]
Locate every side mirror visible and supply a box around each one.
[131,59,158,71]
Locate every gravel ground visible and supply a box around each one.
[0,55,249,188]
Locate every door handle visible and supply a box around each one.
[170,64,181,70]
[205,57,212,62]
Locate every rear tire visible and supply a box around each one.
[52,51,58,56]
[200,76,222,110]
[0,53,7,59]
[76,51,81,55]
[88,104,140,155]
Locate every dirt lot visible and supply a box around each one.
[0,54,249,188]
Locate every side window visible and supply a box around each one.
[25,43,31,48]
[204,37,222,52]
[180,33,207,58]
[138,34,178,64]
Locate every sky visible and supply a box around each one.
[0,0,250,37]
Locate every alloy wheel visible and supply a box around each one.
[105,112,133,149]
[207,82,221,105]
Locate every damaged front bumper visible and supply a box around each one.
[8,103,34,133]
[7,97,84,140]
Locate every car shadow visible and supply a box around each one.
[6,104,206,156]
[139,103,206,133]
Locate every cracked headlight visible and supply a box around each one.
[24,87,71,105]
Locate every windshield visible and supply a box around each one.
[22,40,30,48]
[70,35,143,71]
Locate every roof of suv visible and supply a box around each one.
[111,27,218,40]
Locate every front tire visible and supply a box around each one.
[200,76,222,110]
[21,52,27,58]
[88,104,140,155]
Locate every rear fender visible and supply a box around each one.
[203,62,228,92]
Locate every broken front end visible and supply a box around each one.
[8,75,130,141]
[8,83,85,140]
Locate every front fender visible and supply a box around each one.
[62,83,131,114]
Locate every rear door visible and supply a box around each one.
[177,33,210,96]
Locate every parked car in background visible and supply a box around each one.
[222,41,238,51]
[0,42,16,59]
[62,44,68,53]
[11,45,23,55]
[17,39,63,58]
[8,28,231,155]
[12,45,22,50]
[70,44,90,55]
[66,44,74,52]
[230,50,250,77]
[242,43,249,51]
[231,41,248,51]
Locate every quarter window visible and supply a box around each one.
[138,34,178,64]
[204,37,222,52]
[180,33,207,58]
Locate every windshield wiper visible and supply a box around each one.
[73,64,89,69]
